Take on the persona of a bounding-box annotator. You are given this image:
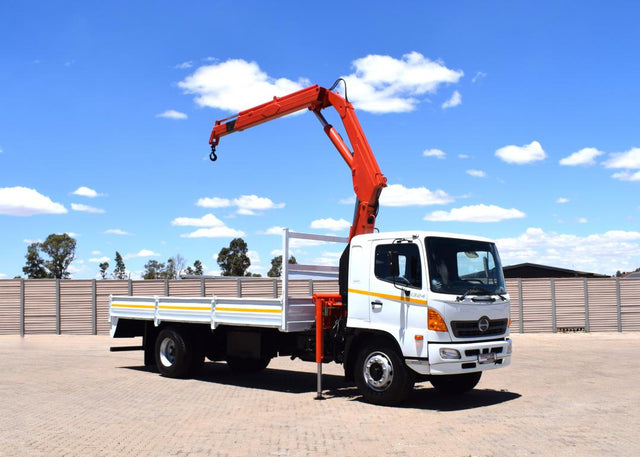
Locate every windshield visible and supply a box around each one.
[426,236,506,296]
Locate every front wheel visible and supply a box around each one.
[354,340,414,406]
[430,372,482,394]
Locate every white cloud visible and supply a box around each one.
[171,213,224,227]
[339,196,356,205]
[196,194,284,215]
[559,147,604,166]
[178,52,462,115]
[424,204,526,222]
[71,203,105,214]
[313,251,342,267]
[104,229,131,235]
[0,273,7,279]
[180,227,245,238]
[178,58,309,112]
[89,256,110,263]
[344,52,463,113]
[495,141,546,164]
[173,212,244,238]
[603,147,640,169]
[0,186,67,216]
[23,238,42,244]
[310,218,351,231]
[578,217,588,224]
[72,186,104,198]
[380,183,453,207]
[466,169,487,178]
[156,110,188,120]
[196,197,231,208]
[497,228,640,275]
[441,90,462,109]
[91,250,101,255]
[611,170,640,181]
[234,195,284,213]
[557,197,570,204]
[174,61,193,69]
[247,250,260,265]
[472,71,487,83]
[603,148,640,181]
[458,154,470,159]
[0,146,3,154]
[124,249,160,260]
[262,226,286,235]
[423,148,446,159]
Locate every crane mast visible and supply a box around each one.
[209,83,387,241]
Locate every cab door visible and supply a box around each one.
[368,241,425,344]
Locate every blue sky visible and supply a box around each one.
[1,1,639,279]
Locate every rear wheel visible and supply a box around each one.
[155,328,193,378]
[430,372,482,394]
[226,356,271,374]
[354,340,414,405]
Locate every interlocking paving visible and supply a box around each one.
[1,332,639,456]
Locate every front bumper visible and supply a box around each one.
[406,338,512,375]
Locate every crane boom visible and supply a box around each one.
[209,84,387,241]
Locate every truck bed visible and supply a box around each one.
[109,294,317,333]
[109,230,347,335]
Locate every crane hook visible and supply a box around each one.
[209,144,218,162]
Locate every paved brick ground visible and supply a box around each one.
[1,332,639,456]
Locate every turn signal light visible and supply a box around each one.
[428,308,448,332]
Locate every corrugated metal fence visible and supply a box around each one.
[1,277,639,335]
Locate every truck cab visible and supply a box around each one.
[344,231,511,402]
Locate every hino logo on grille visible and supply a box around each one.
[478,316,490,333]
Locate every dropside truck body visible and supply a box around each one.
[110,229,511,405]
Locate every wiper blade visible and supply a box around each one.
[456,287,506,302]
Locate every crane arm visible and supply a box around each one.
[209,84,387,241]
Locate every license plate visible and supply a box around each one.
[478,352,497,364]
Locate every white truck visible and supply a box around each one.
[109,82,511,405]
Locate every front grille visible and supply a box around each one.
[450,318,508,338]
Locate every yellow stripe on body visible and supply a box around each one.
[348,288,427,306]
[158,305,211,311]
[215,307,281,314]
[111,303,155,309]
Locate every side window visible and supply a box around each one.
[374,243,422,288]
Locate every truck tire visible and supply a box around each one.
[355,340,414,406]
[155,328,194,378]
[430,372,482,394]
[226,356,271,374]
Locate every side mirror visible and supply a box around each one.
[388,251,400,278]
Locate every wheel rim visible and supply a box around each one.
[363,351,394,391]
[159,337,176,367]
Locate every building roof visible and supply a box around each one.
[503,262,609,279]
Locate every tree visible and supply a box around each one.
[164,258,177,279]
[22,242,49,278]
[99,262,109,280]
[142,260,165,279]
[267,255,297,278]
[113,252,127,279]
[184,260,203,277]
[22,234,76,279]
[40,233,76,279]
[217,238,251,277]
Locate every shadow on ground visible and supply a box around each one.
[122,361,521,411]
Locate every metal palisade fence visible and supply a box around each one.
[0,277,639,335]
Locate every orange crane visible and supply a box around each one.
[208,80,387,242]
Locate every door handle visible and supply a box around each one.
[371,300,383,309]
